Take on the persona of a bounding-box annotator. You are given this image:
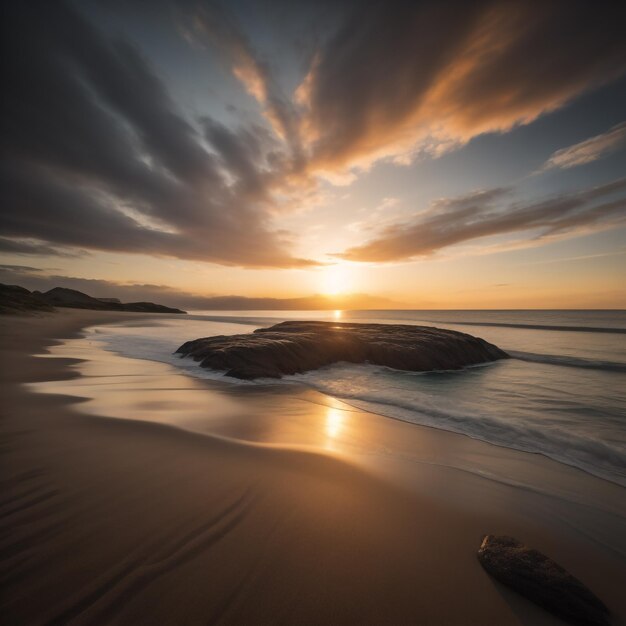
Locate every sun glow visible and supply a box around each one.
[319,264,352,296]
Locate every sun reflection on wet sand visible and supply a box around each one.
[30,331,363,453]
[325,406,345,448]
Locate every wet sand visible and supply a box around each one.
[1,309,625,625]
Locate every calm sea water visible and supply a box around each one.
[89,310,626,485]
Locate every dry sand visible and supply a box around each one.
[1,309,625,625]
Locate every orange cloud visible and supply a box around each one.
[295,1,626,175]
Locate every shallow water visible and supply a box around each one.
[80,309,626,485]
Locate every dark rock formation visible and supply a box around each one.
[477,535,610,626]
[176,320,508,379]
[0,283,186,315]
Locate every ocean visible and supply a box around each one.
[87,309,626,486]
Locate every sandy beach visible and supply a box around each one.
[1,309,625,625]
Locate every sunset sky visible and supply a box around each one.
[1,0,625,308]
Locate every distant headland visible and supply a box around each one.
[0,283,186,315]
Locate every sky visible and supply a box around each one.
[1,0,625,309]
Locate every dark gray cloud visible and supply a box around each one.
[0,1,315,267]
[0,237,83,258]
[0,264,47,274]
[337,178,626,262]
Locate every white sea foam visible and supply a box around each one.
[284,364,626,486]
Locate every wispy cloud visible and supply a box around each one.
[539,122,626,171]
[295,1,626,175]
[518,249,626,267]
[184,2,303,162]
[0,238,84,258]
[336,178,626,262]
[0,264,47,273]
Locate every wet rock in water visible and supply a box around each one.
[175,320,508,379]
[477,535,610,626]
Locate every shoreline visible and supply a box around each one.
[39,324,626,500]
[2,309,625,625]
[79,310,626,487]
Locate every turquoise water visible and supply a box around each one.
[90,310,626,485]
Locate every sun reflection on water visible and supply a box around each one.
[334,309,342,320]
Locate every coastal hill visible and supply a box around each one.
[177,320,508,379]
[0,283,186,315]
[0,284,56,314]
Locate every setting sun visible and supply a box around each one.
[319,264,352,296]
